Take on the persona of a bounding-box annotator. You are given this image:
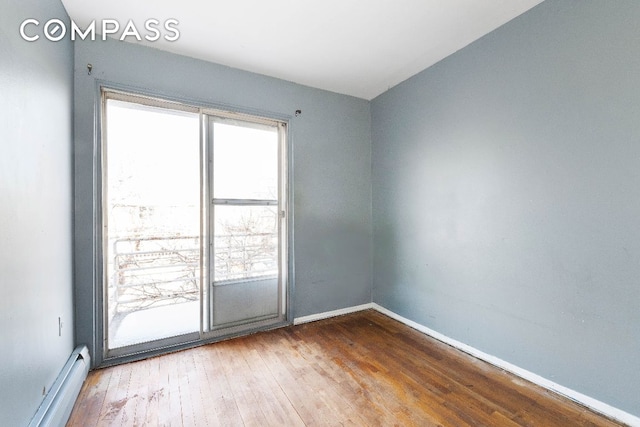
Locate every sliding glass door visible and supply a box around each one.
[101,89,287,359]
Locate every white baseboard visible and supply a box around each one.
[371,303,640,427]
[294,302,639,426]
[293,303,375,325]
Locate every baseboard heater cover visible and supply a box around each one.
[29,345,90,427]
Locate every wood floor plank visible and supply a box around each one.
[216,339,271,426]
[288,325,406,426]
[332,317,502,425]
[143,356,161,427]
[311,322,444,425]
[162,352,184,426]
[94,359,125,425]
[126,356,150,426]
[176,350,198,426]
[68,310,626,427]
[197,344,244,425]
[254,332,358,425]
[190,347,221,426]
[65,365,112,426]
[239,341,306,426]
[152,352,171,427]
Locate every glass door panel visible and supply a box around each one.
[210,117,285,330]
[211,205,279,327]
[213,121,278,200]
[103,96,201,353]
[213,205,279,283]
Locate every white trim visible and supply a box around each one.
[371,303,640,427]
[293,303,374,325]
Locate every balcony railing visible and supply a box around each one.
[111,233,277,313]
[213,232,278,284]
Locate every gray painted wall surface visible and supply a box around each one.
[0,0,75,425]
[371,1,640,416]
[74,38,372,364]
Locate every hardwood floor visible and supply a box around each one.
[67,310,624,426]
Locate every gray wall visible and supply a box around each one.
[371,0,640,416]
[74,38,372,364]
[0,0,75,425]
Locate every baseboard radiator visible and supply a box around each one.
[29,346,90,427]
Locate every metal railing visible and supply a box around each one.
[213,232,278,284]
[113,236,200,313]
[112,233,277,313]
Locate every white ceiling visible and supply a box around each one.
[61,0,544,100]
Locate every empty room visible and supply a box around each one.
[1,0,639,425]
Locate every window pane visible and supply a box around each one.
[105,98,201,349]
[213,121,278,200]
[213,205,278,283]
